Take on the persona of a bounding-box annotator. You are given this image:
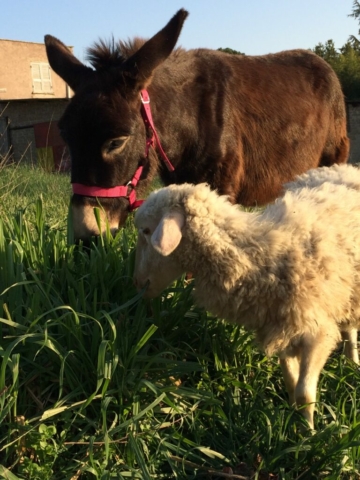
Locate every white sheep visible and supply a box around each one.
[282,163,360,365]
[133,164,360,429]
[283,163,360,192]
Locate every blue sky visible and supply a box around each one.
[1,0,357,62]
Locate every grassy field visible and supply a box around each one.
[1,164,360,479]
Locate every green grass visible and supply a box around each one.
[0,164,71,228]
[1,164,360,479]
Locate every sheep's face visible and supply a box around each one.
[134,210,185,298]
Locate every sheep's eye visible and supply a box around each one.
[142,227,150,235]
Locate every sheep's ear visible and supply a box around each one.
[151,211,184,256]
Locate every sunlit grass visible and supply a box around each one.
[0,165,360,479]
[0,163,71,228]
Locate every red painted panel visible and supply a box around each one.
[33,121,64,148]
[34,121,70,171]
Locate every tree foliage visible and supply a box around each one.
[349,1,360,24]
[217,47,244,55]
[313,39,360,101]
[313,2,360,101]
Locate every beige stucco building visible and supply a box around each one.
[0,39,72,100]
[347,102,360,164]
[0,39,71,169]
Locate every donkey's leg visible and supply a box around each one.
[295,329,338,429]
[342,329,359,364]
[279,355,300,406]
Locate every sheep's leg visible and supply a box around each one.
[342,329,359,364]
[295,332,336,429]
[279,355,300,406]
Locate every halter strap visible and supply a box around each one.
[72,164,144,211]
[140,90,174,172]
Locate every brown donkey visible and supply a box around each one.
[45,9,349,240]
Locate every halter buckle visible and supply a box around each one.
[140,92,150,104]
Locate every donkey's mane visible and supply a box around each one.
[86,37,147,70]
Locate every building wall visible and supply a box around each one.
[0,99,69,165]
[347,103,360,164]
[0,39,72,100]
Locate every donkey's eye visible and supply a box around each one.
[108,139,124,151]
[103,136,129,155]
[142,227,150,235]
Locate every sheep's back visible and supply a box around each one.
[284,163,360,192]
[194,181,360,356]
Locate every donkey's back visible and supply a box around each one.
[165,47,349,205]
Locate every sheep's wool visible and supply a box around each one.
[135,164,360,357]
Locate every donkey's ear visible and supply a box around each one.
[151,211,185,256]
[44,35,94,92]
[123,9,188,88]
